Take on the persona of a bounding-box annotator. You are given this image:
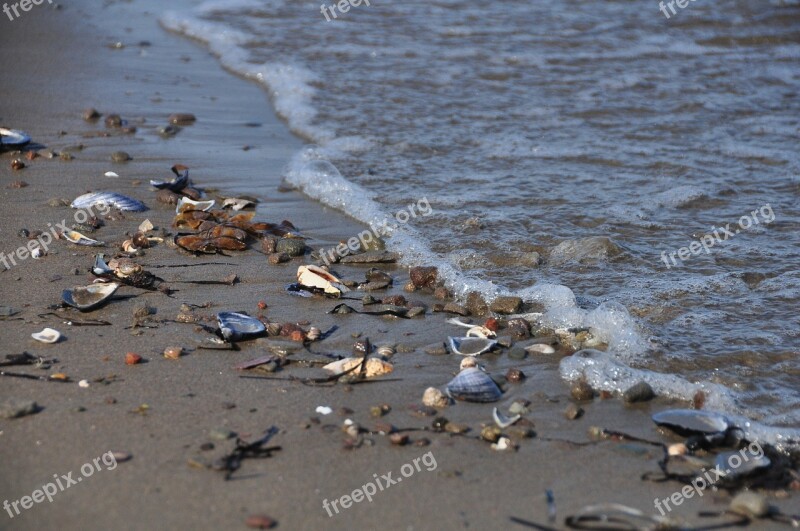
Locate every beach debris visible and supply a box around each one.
[446,317,496,339]
[83,108,101,121]
[667,443,688,456]
[0,128,31,149]
[422,387,449,408]
[175,235,247,254]
[245,515,277,530]
[446,367,502,403]
[448,336,497,357]
[31,328,61,344]
[339,251,399,264]
[125,352,143,365]
[0,398,38,419]
[61,229,105,247]
[493,407,520,428]
[217,312,266,342]
[275,238,306,257]
[176,197,214,213]
[322,358,393,379]
[460,357,478,370]
[297,265,349,296]
[151,165,189,192]
[62,283,120,311]
[316,406,333,415]
[71,191,147,212]
[31,247,44,259]
[505,368,525,382]
[212,426,281,480]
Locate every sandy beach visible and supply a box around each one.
[1,2,797,530]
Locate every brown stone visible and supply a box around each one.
[409,266,438,289]
[465,291,489,316]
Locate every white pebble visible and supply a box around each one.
[78,380,90,388]
[315,406,332,415]
[526,344,556,355]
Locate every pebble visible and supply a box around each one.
[83,108,101,121]
[564,403,584,420]
[11,159,25,171]
[268,252,291,265]
[276,238,306,257]
[0,398,38,419]
[506,318,531,339]
[491,437,512,451]
[111,151,131,163]
[163,346,183,360]
[442,302,469,316]
[481,425,502,443]
[389,433,409,446]
[507,346,527,360]
[434,286,450,300]
[158,125,181,137]
[209,428,236,441]
[340,251,398,263]
[422,387,449,408]
[570,381,595,401]
[409,266,438,289]
[508,400,530,416]
[245,515,277,529]
[496,336,513,348]
[729,492,770,518]
[505,368,525,383]
[168,113,197,125]
[403,281,416,292]
[444,421,469,434]
[125,352,143,365]
[407,306,426,317]
[668,443,688,456]
[59,151,73,161]
[525,343,556,355]
[105,114,123,127]
[424,343,448,356]
[489,296,523,314]
[465,291,489,316]
[47,197,69,207]
[622,381,655,403]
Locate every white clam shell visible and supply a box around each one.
[63,230,104,247]
[525,343,556,355]
[31,328,61,344]
[448,336,497,357]
[297,265,349,295]
[493,407,521,429]
[176,197,214,213]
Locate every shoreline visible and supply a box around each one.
[0,2,796,530]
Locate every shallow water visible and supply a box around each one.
[162,1,800,429]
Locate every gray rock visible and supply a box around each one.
[340,251,398,264]
[407,306,426,317]
[489,296,523,314]
[508,346,527,360]
[110,151,131,163]
[496,336,514,348]
[623,381,655,403]
[442,302,469,316]
[209,428,236,441]
[564,403,584,420]
[424,343,448,356]
[729,492,770,518]
[276,238,306,257]
[0,398,38,419]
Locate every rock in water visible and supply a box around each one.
[409,266,438,289]
[489,296,523,314]
[623,381,654,403]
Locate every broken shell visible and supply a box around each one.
[138,219,154,233]
[151,165,189,192]
[668,443,688,456]
[0,127,31,149]
[466,326,495,339]
[322,358,393,378]
[31,328,62,344]
[652,409,729,437]
[297,265,350,296]
[491,436,512,451]
[122,240,139,253]
[31,248,45,259]
[492,407,520,429]
[217,312,266,342]
[714,451,771,479]
[460,357,478,370]
[92,254,114,275]
[446,367,502,403]
[448,336,498,357]
[376,344,396,358]
[71,192,147,212]
[306,327,321,341]
[62,283,120,311]
[422,387,449,408]
[222,197,257,211]
[62,230,105,247]
[176,197,214,214]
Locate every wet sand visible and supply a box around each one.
[0,2,796,530]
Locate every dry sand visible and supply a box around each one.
[0,2,795,530]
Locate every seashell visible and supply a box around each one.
[322,357,393,378]
[122,240,138,253]
[176,197,214,214]
[491,436,512,451]
[297,265,350,296]
[31,328,62,344]
[448,336,498,357]
[525,343,556,355]
[71,192,147,212]
[92,254,114,275]
[446,367,503,403]
[422,387,449,408]
[31,248,45,259]
[104,171,119,178]
[0,127,31,148]
[376,344,395,358]
[447,317,497,339]
[138,219,154,233]
[216,312,266,342]
[493,407,520,428]
[62,229,104,247]
[222,197,257,211]
[163,346,183,360]
[150,165,189,192]
[62,283,120,311]
[714,451,771,479]
[652,409,729,436]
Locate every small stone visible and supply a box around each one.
[496,336,513,348]
[340,251,398,263]
[382,295,407,307]
[506,368,525,383]
[78,380,90,388]
[262,237,278,254]
[480,425,502,443]
[668,443,688,456]
[47,197,70,207]
[424,343,448,356]
[409,266,438,289]
[268,252,291,264]
[168,113,197,125]
[526,343,556,355]
[433,286,450,300]
[158,125,181,137]
[729,492,770,518]
[623,381,654,403]
[506,318,531,339]
[25,150,38,161]
[444,421,469,434]
[508,400,530,416]
[209,428,236,441]
[0,398,38,419]
[245,514,277,529]
[276,238,306,257]
[156,189,180,205]
[125,352,143,365]
[564,403,584,420]
[111,151,131,163]
[508,346,527,360]
[163,346,183,360]
[11,159,25,171]
[406,307,426,317]
[571,381,595,401]
[403,281,416,292]
[489,296,523,314]
[465,291,489,316]
[105,114,123,127]
[83,108,101,121]
[7,180,28,189]
[370,404,391,417]
[443,302,469,316]
[422,387,449,408]
[59,151,73,161]
[491,436,513,451]
[389,433,409,446]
